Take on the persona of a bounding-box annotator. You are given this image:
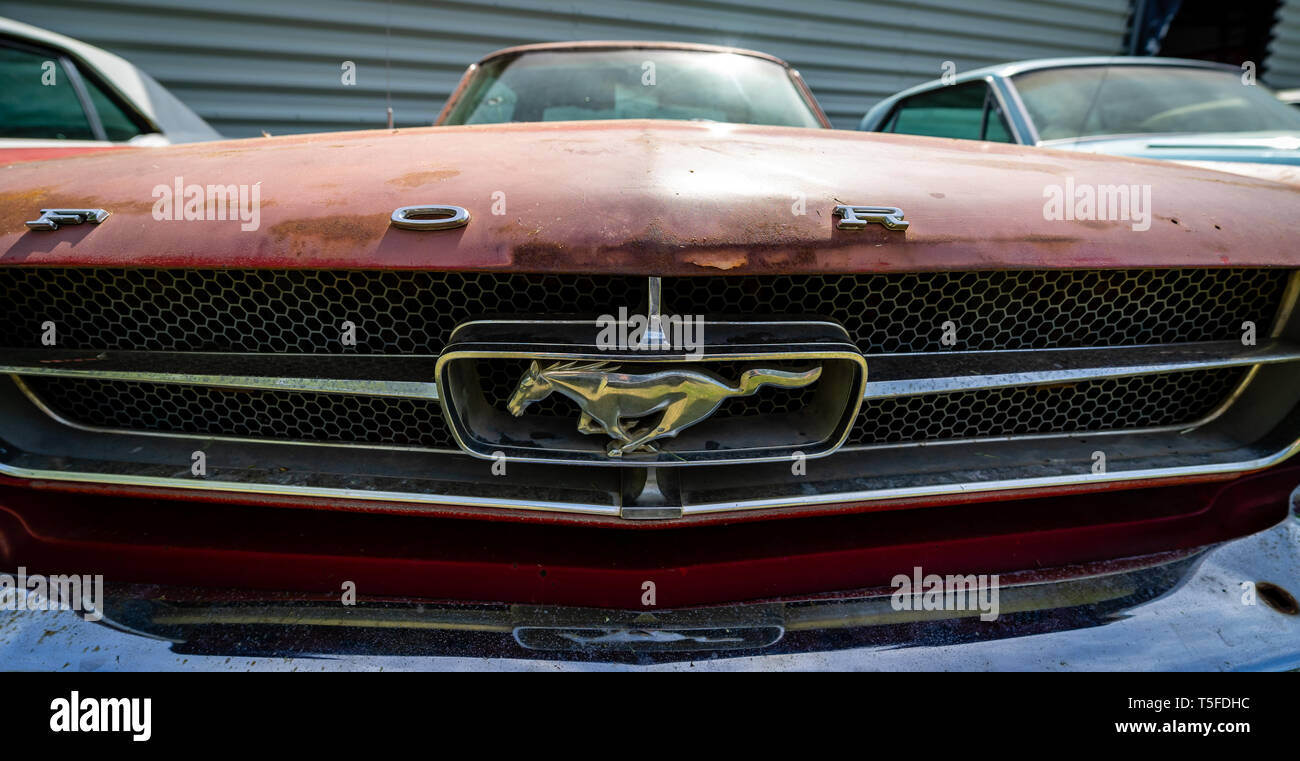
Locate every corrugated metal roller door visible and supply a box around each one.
[1268,0,1300,88]
[5,0,1131,137]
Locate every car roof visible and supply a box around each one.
[959,55,1235,80]
[476,40,793,68]
[0,16,156,113]
[888,56,1238,102]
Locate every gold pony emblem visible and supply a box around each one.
[506,360,823,457]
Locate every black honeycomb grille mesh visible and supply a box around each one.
[0,268,1286,354]
[666,269,1290,353]
[27,378,457,448]
[1,268,1289,449]
[849,368,1246,445]
[0,270,642,354]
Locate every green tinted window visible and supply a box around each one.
[984,99,1014,143]
[0,45,94,139]
[888,82,986,139]
[84,75,146,140]
[887,81,1014,143]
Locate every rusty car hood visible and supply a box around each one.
[2,119,1297,273]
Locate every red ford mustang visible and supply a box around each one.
[2,42,1297,663]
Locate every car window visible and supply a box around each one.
[0,44,95,140]
[1012,65,1300,140]
[82,71,147,141]
[441,49,824,128]
[885,81,1014,142]
[984,97,1014,142]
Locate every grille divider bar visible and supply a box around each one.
[862,340,1300,399]
[0,350,441,401]
[6,340,1298,405]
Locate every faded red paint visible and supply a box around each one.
[1,145,126,165]
[4,120,1296,272]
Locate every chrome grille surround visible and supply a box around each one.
[2,268,1299,519]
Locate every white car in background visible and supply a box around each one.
[860,57,1300,186]
[0,16,220,162]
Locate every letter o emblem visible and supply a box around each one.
[390,205,471,230]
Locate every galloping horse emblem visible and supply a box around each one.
[506,360,823,457]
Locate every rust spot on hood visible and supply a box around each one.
[268,214,389,255]
[387,169,461,188]
[686,251,748,270]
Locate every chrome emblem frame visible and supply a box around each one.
[832,204,909,231]
[434,319,868,466]
[506,360,823,457]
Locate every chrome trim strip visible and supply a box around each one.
[2,431,1295,518]
[1268,271,1300,339]
[862,340,1300,400]
[9,340,1290,407]
[0,351,440,401]
[10,375,462,455]
[680,438,1300,514]
[1180,364,1263,435]
[0,458,622,516]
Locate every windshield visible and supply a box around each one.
[1012,65,1300,141]
[440,49,823,128]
